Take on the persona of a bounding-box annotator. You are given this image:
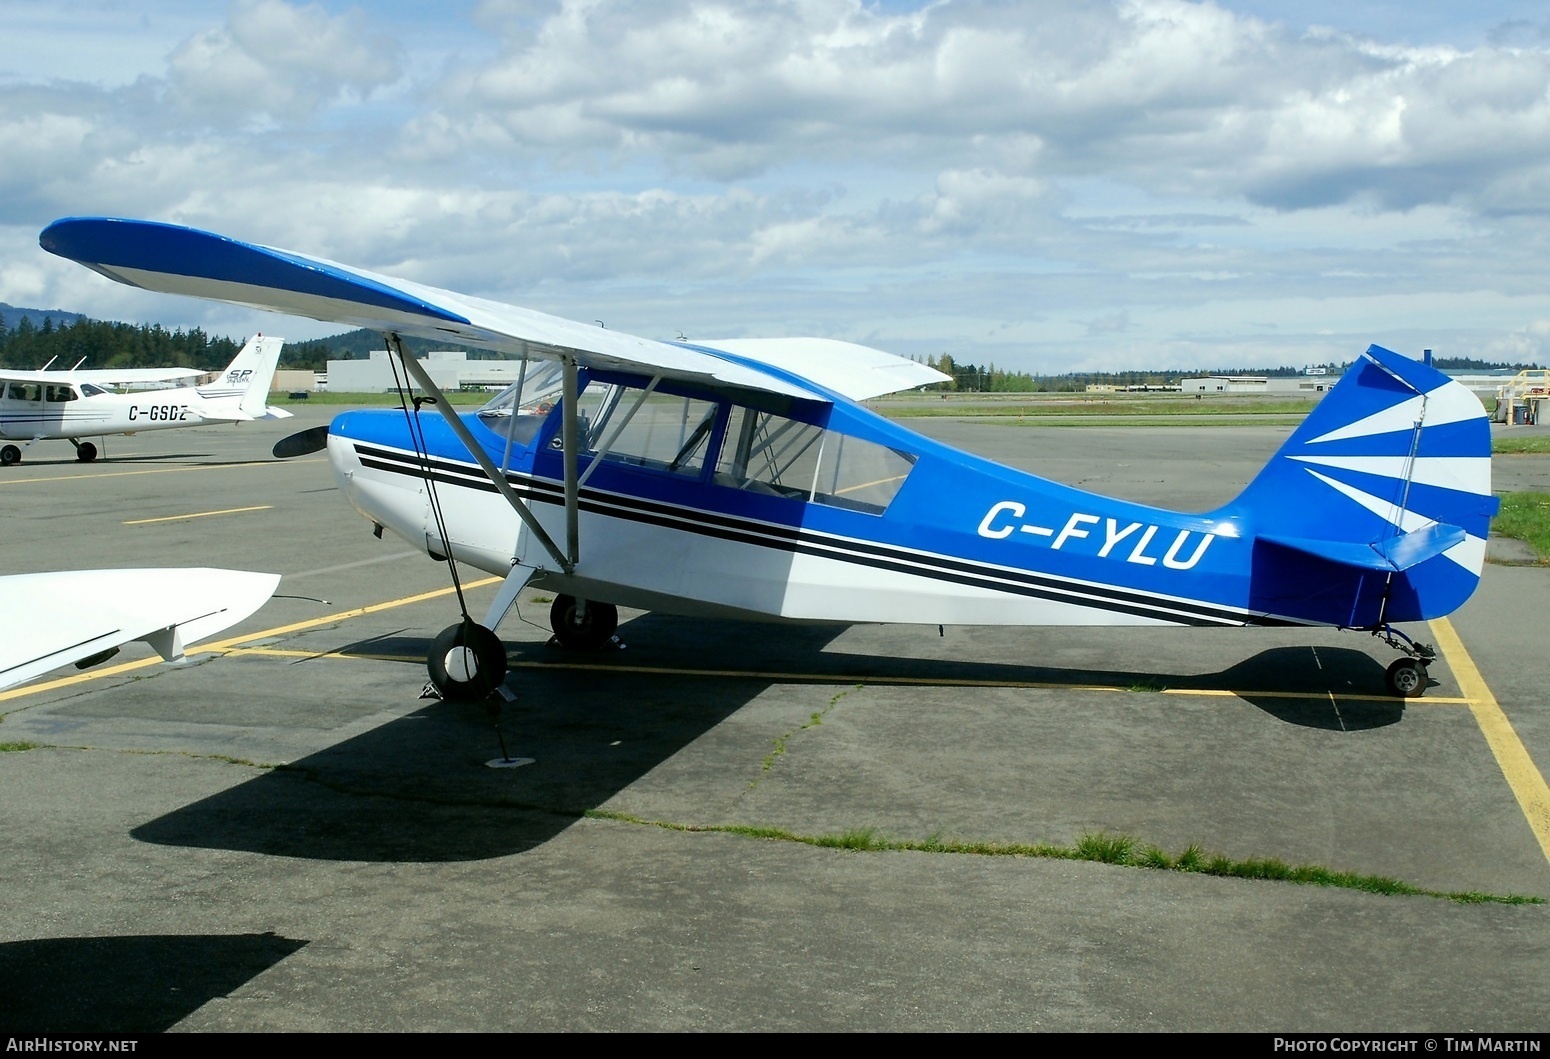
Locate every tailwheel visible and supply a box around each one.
[549,595,619,650]
[1,445,19,466]
[427,620,508,701]
[75,441,97,463]
[1384,658,1427,698]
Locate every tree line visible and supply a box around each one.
[0,313,241,372]
[0,314,468,373]
[919,352,1533,392]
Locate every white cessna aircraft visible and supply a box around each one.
[0,568,280,691]
[0,333,292,466]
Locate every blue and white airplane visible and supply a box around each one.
[40,217,1499,700]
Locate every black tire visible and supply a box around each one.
[0,445,19,466]
[549,595,619,650]
[76,442,97,463]
[427,621,508,701]
[1385,658,1426,698]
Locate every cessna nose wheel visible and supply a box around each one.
[549,595,619,650]
[427,621,508,700]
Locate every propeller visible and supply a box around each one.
[272,425,330,459]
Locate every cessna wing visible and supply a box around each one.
[39,218,947,402]
[3,366,203,387]
[0,568,280,691]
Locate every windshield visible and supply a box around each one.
[476,359,565,446]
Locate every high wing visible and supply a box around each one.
[71,366,204,387]
[1,367,203,387]
[0,568,280,691]
[40,218,948,402]
[691,337,949,402]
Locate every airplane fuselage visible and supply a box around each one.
[325,367,1408,633]
[0,385,235,441]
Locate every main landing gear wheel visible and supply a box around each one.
[1385,658,1427,698]
[427,621,508,701]
[0,445,19,466]
[549,595,619,650]
[75,441,97,463]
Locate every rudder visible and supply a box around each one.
[1224,345,1497,625]
[196,334,291,419]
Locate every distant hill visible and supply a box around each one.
[0,303,87,330]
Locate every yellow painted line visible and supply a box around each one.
[1431,617,1550,864]
[228,648,415,663]
[0,576,501,704]
[124,505,272,525]
[0,458,323,486]
[0,654,167,703]
[194,576,501,653]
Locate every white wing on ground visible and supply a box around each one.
[0,568,281,691]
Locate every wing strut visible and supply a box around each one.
[562,356,580,568]
[384,335,574,575]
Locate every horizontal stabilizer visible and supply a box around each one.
[1260,521,1467,573]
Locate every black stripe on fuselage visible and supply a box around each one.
[351,441,1291,628]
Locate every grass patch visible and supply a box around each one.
[754,686,855,780]
[1126,678,1166,693]
[582,814,1542,904]
[0,741,38,752]
[1494,492,1550,561]
[1076,831,1135,863]
[1494,434,1550,454]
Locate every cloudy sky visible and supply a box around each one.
[3,0,1550,372]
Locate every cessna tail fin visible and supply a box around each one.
[196,334,292,420]
[1226,345,1497,626]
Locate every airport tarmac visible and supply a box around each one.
[0,408,1546,1032]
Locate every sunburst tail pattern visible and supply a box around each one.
[1220,345,1498,627]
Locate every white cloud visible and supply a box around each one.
[166,0,403,121]
[3,0,1550,369]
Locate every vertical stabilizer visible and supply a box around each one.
[1225,345,1497,625]
[196,334,292,419]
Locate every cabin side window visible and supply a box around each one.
[564,381,719,478]
[715,407,916,514]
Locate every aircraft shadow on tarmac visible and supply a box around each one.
[5,451,219,466]
[131,615,1404,864]
[0,932,306,1033]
